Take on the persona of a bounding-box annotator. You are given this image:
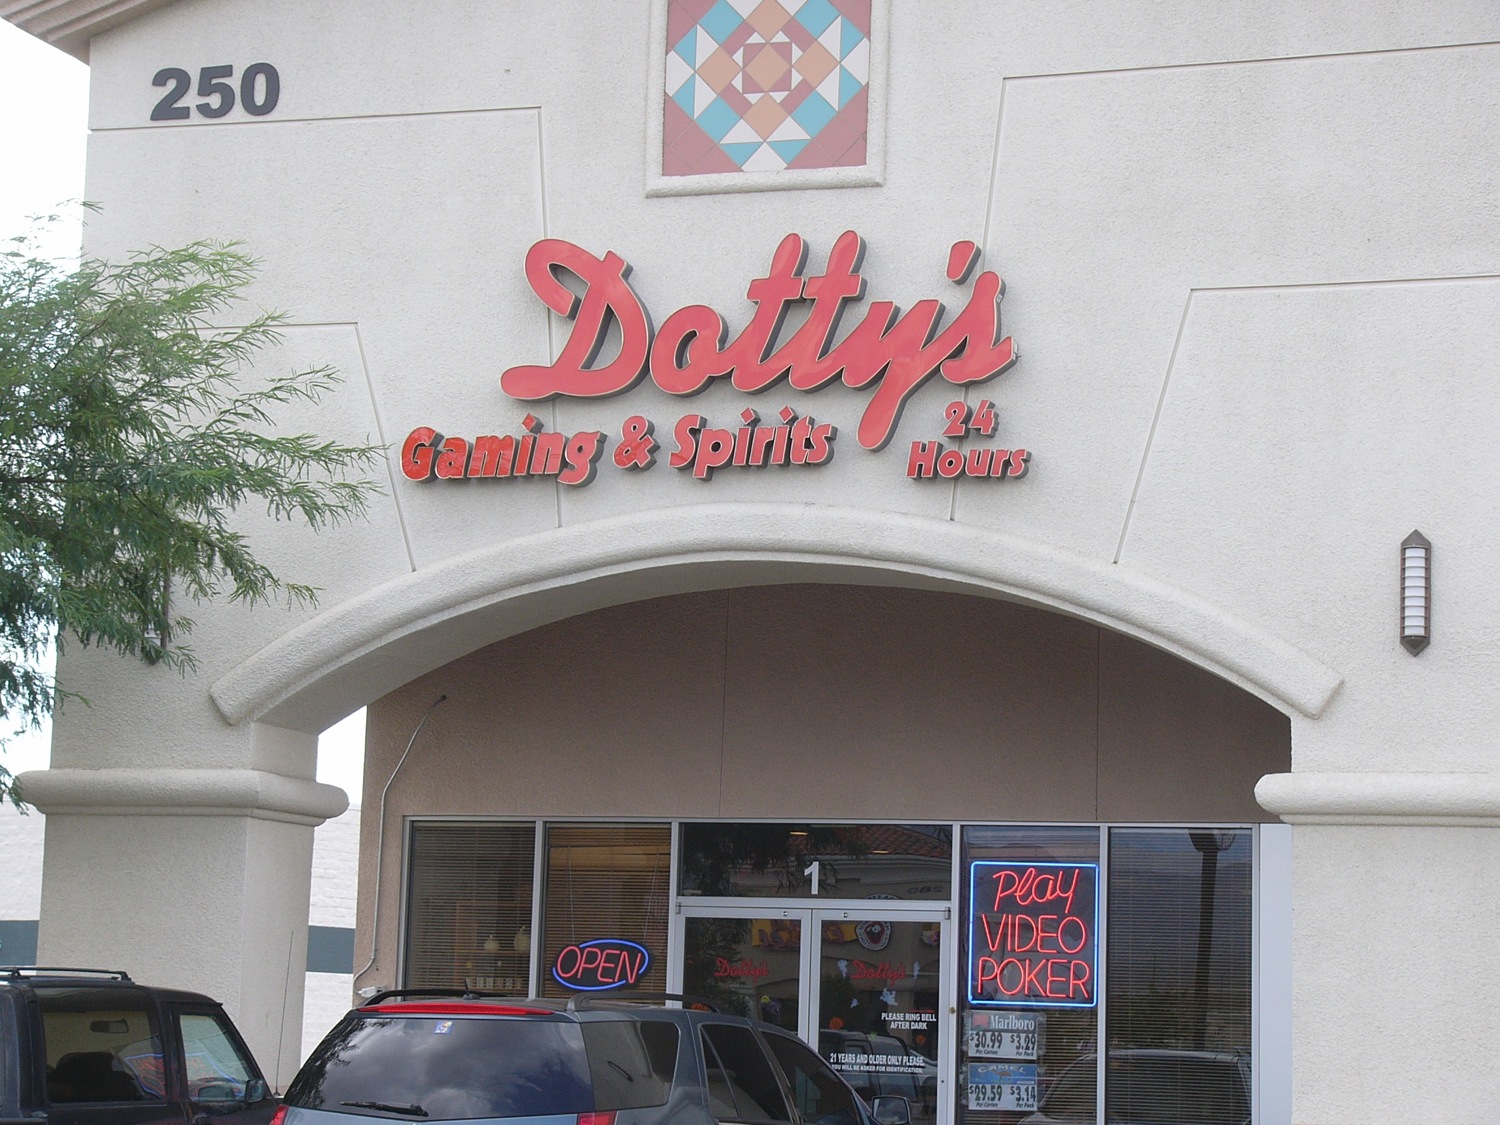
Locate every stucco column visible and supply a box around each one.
[1258,772,1500,1123]
[18,724,347,1089]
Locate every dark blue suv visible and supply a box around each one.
[281,992,911,1125]
[0,967,276,1125]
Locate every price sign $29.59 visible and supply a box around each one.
[966,1080,1037,1112]
[152,64,280,120]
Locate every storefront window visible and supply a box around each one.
[540,823,671,997]
[399,817,1259,1125]
[1104,828,1252,1124]
[679,823,952,900]
[959,826,1100,1125]
[403,822,536,991]
[684,916,802,1030]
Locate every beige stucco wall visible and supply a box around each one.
[365,585,1288,822]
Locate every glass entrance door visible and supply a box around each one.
[681,908,809,1033]
[811,911,944,1125]
[678,906,950,1125]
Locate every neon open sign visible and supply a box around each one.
[968,862,1099,1009]
[552,938,651,992]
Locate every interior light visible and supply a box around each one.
[1400,530,1431,655]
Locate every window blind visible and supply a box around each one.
[403,821,537,991]
[1105,828,1253,1124]
[540,823,671,997]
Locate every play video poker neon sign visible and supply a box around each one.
[400,232,1029,485]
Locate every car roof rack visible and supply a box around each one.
[1,967,133,982]
[566,991,720,1013]
[355,988,722,1014]
[357,988,563,1007]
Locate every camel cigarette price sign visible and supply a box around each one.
[965,1063,1038,1112]
[968,862,1099,1009]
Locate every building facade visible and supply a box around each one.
[5,2,1499,1122]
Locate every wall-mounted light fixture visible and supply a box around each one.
[1400,530,1431,654]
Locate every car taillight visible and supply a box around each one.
[268,1106,288,1125]
[577,1113,615,1125]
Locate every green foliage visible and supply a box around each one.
[0,220,380,806]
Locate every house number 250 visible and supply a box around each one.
[151,63,280,121]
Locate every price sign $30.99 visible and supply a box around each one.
[967,1027,1039,1060]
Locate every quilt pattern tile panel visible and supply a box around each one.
[664,0,872,176]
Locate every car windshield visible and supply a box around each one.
[285,1015,592,1120]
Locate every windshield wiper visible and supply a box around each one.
[340,1101,429,1117]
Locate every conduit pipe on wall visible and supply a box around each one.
[351,693,448,994]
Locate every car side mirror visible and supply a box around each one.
[244,1080,269,1104]
[870,1096,911,1125]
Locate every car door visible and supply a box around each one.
[696,1023,795,1125]
[162,1006,275,1125]
[757,1031,866,1125]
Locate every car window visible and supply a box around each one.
[35,987,166,1104]
[761,1032,861,1125]
[176,1011,255,1105]
[699,1025,792,1123]
[582,1020,678,1111]
[286,1014,592,1120]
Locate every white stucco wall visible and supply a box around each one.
[0,806,44,917]
[0,801,357,1070]
[7,1,1498,1120]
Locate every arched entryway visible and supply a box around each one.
[350,578,1292,1125]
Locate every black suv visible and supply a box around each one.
[0,967,276,1125]
[283,991,911,1125]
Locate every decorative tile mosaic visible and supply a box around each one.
[663,0,872,177]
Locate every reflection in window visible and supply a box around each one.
[684,916,801,1030]
[1106,829,1252,1124]
[581,1021,679,1111]
[179,1013,254,1102]
[679,823,952,900]
[285,1015,592,1120]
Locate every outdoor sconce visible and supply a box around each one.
[1400,530,1431,654]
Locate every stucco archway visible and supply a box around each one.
[212,502,1343,735]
